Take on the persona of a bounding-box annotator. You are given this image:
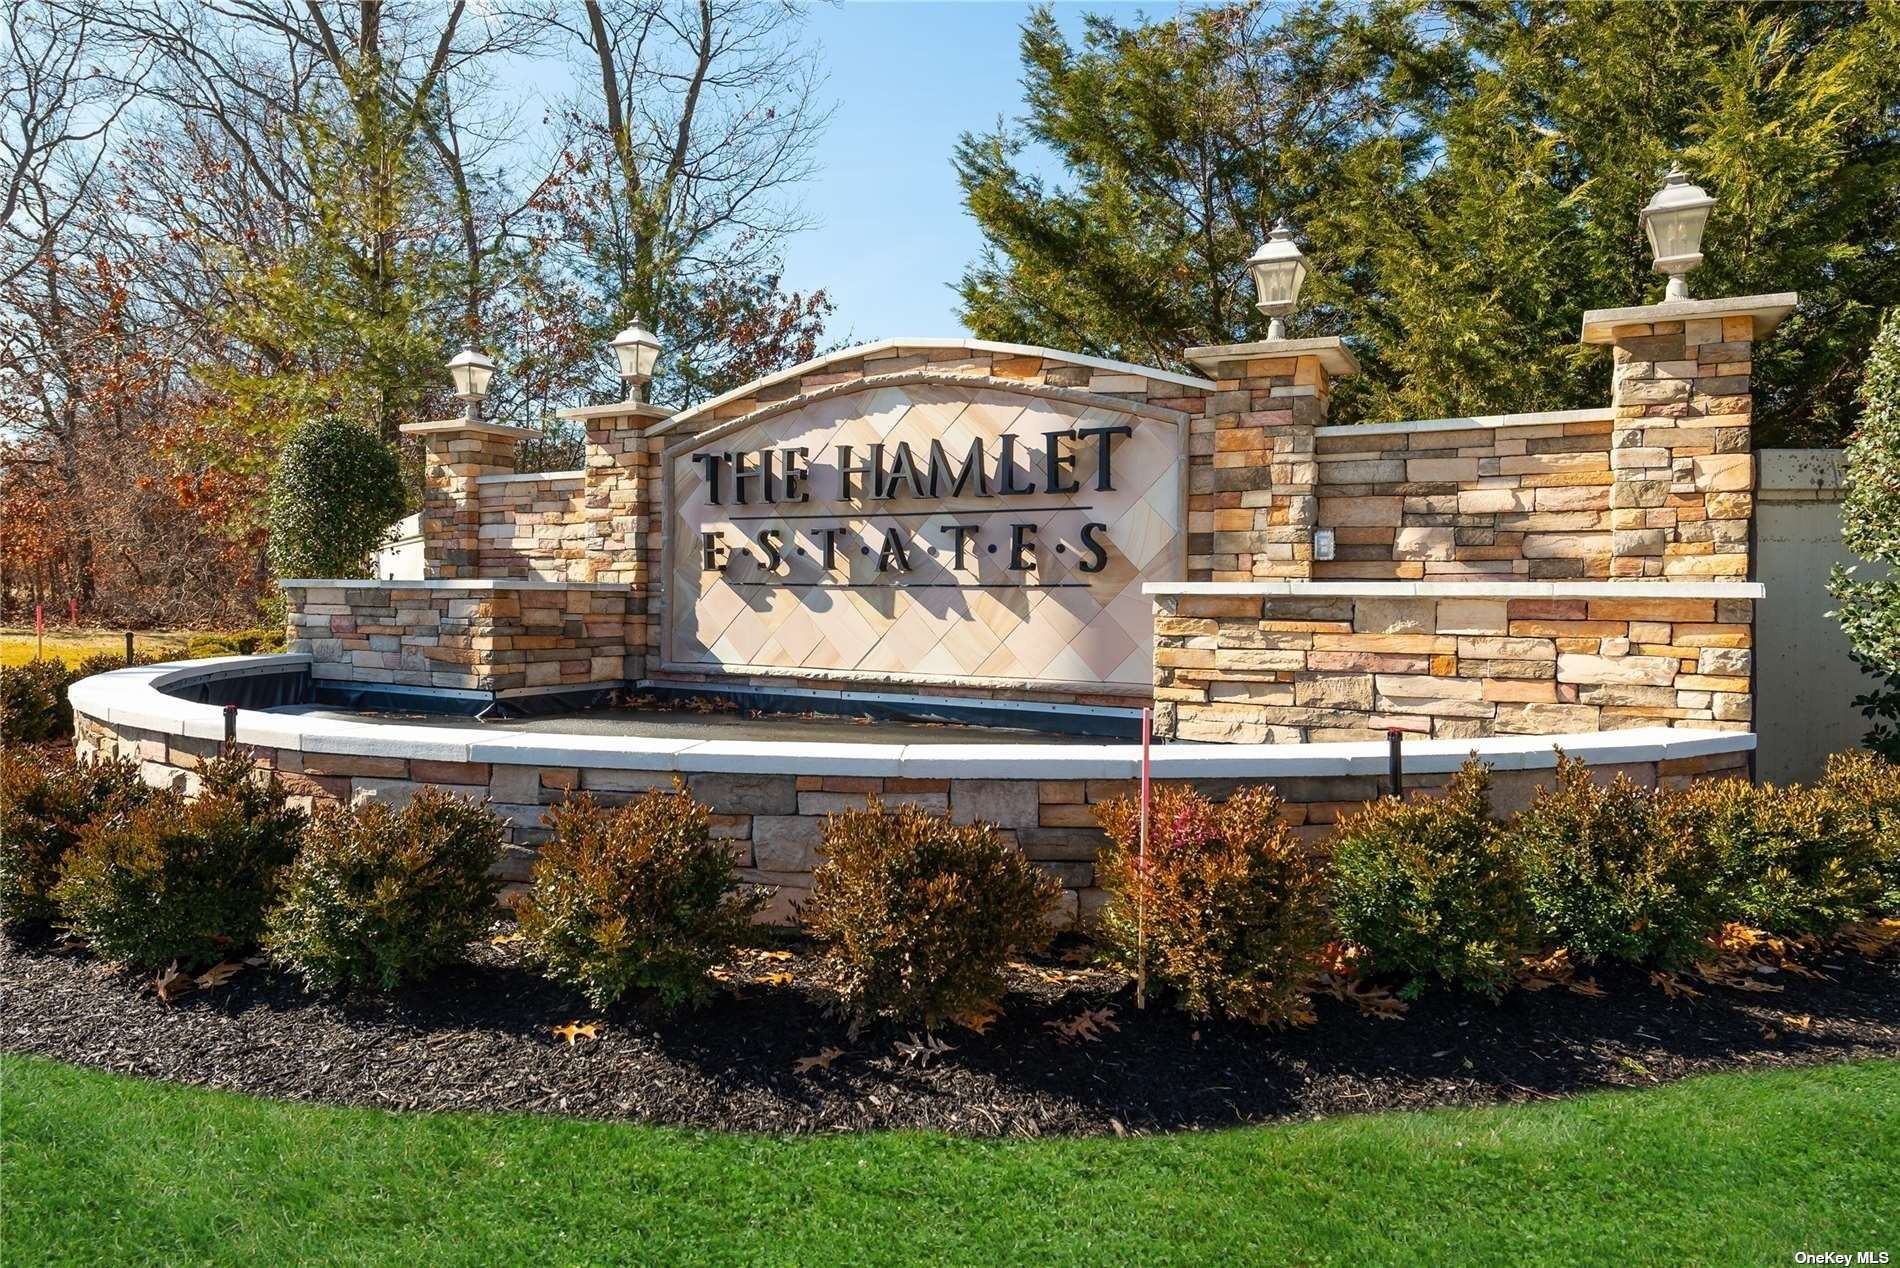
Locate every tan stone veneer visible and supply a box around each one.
[1148,581,1760,744]
[281,580,629,695]
[70,657,1752,925]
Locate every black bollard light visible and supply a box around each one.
[223,703,238,746]
[1387,728,1404,798]
[124,631,134,663]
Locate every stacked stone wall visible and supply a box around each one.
[1153,586,1754,743]
[1312,414,1619,580]
[474,474,588,579]
[283,582,627,695]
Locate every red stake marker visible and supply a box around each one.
[1137,706,1152,1010]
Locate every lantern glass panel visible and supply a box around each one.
[1251,258,1307,313]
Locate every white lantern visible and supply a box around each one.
[1247,221,1309,341]
[1641,163,1716,302]
[446,345,496,420]
[609,318,662,400]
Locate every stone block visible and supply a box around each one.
[685,772,797,815]
[1352,597,1434,634]
[751,815,824,872]
[950,780,1042,829]
[1295,673,1375,711]
[1558,653,1679,687]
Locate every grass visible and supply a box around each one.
[0,628,202,669]
[3,1054,1894,1266]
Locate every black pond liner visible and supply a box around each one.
[161,662,1139,738]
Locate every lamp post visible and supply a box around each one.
[1247,221,1309,341]
[1641,163,1716,303]
[446,345,496,422]
[609,318,662,402]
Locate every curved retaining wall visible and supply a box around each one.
[70,655,1755,923]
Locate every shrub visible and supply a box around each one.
[1832,310,1900,758]
[1509,758,1724,968]
[1,659,74,745]
[0,750,150,926]
[1328,760,1529,997]
[517,789,765,1010]
[1681,775,1886,936]
[1093,784,1325,1022]
[803,799,1060,1026]
[265,790,504,994]
[52,749,305,969]
[1818,749,1900,915]
[268,415,407,580]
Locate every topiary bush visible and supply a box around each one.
[0,749,150,927]
[1680,775,1886,936]
[1817,749,1900,915]
[517,788,765,1010]
[268,415,407,580]
[1509,758,1726,969]
[1328,760,1529,997]
[803,799,1060,1027]
[52,749,305,969]
[1094,784,1326,1023]
[264,789,504,995]
[1,659,75,745]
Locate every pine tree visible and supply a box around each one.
[958,2,1900,443]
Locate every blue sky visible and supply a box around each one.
[777,3,1165,343]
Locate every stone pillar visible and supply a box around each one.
[399,418,536,580]
[558,400,675,678]
[1182,337,1359,581]
[1581,293,1795,579]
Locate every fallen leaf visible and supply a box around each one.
[757,949,795,962]
[951,1002,1002,1035]
[1045,1006,1119,1043]
[894,1032,956,1066]
[154,964,194,1004]
[760,972,794,987]
[194,961,245,990]
[489,929,525,946]
[1649,971,1704,1000]
[552,1021,600,1046]
[792,1047,845,1075]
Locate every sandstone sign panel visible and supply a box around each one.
[665,381,1184,693]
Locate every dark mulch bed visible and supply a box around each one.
[3,930,1897,1137]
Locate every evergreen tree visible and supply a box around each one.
[959,1,1900,443]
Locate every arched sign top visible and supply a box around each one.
[654,336,1216,436]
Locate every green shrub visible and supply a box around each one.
[802,799,1060,1027]
[0,749,150,926]
[268,415,407,580]
[1328,760,1529,997]
[265,790,504,994]
[1818,749,1900,915]
[52,750,305,969]
[517,789,765,1010]
[1093,784,1325,1022]
[1510,758,1726,968]
[1,659,75,745]
[1832,310,1900,759]
[1681,775,1885,936]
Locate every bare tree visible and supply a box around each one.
[541,0,833,402]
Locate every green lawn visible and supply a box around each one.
[3,1055,1894,1266]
